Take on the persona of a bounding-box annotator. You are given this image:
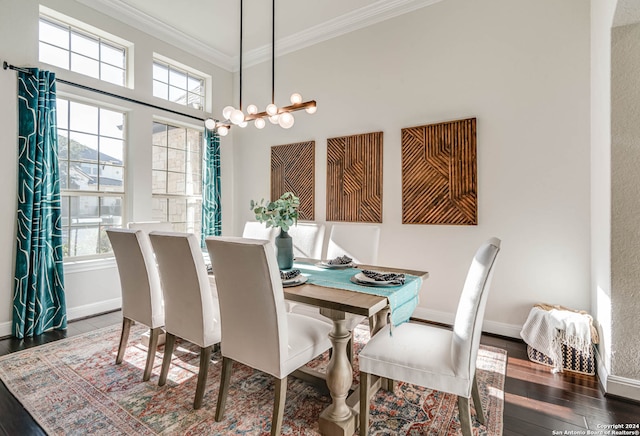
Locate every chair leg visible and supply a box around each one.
[116,318,133,364]
[457,396,473,436]
[359,371,371,436]
[194,346,213,409]
[215,357,233,421]
[271,376,287,436]
[158,333,176,386]
[142,327,161,381]
[471,373,485,425]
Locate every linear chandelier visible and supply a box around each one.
[205,0,316,136]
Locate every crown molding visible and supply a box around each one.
[242,0,443,68]
[77,0,442,72]
[76,0,235,71]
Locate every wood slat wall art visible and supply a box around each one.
[271,141,315,220]
[326,132,383,223]
[401,118,477,225]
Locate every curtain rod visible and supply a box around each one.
[3,61,207,123]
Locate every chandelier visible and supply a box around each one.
[205,0,316,136]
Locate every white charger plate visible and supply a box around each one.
[282,275,308,287]
[316,261,355,269]
[353,272,399,286]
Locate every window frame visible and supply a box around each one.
[57,96,127,261]
[38,13,129,87]
[152,57,207,111]
[151,120,204,238]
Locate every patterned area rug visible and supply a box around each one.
[0,322,505,435]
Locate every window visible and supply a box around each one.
[39,16,127,86]
[153,60,205,110]
[152,122,202,238]
[57,98,125,258]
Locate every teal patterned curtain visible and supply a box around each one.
[201,129,222,247]
[13,69,67,338]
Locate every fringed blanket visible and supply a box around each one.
[520,303,598,373]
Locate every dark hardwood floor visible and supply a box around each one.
[0,311,638,435]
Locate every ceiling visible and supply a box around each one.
[77,0,443,71]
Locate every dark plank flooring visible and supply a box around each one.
[0,311,638,435]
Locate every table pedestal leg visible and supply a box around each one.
[319,309,356,436]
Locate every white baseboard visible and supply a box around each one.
[595,348,640,402]
[66,298,122,321]
[0,321,12,338]
[0,298,123,338]
[411,307,523,339]
[607,375,640,402]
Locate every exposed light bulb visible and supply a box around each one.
[269,114,280,124]
[255,118,266,129]
[217,126,229,136]
[247,104,258,115]
[222,106,234,120]
[230,109,245,125]
[239,121,248,128]
[266,103,278,116]
[305,105,317,114]
[290,93,302,104]
[278,112,295,129]
[204,118,216,130]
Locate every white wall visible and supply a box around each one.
[233,0,591,336]
[611,21,640,384]
[590,0,616,386]
[0,0,234,336]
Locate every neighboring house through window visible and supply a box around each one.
[57,98,125,258]
[152,122,203,239]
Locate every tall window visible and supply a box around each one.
[57,98,125,258]
[152,122,202,238]
[39,16,127,86]
[153,60,205,110]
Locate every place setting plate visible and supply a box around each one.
[282,275,308,287]
[315,260,356,269]
[350,271,404,287]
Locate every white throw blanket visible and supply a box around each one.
[520,306,593,373]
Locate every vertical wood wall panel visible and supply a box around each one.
[326,132,383,222]
[402,118,477,225]
[271,141,315,220]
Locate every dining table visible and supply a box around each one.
[282,258,429,436]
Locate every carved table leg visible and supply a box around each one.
[319,309,356,436]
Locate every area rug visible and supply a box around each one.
[0,322,505,435]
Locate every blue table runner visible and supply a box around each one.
[291,261,422,326]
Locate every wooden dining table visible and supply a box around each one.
[283,259,429,436]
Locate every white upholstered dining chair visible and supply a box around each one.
[149,231,222,409]
[242,220,278,243]
[106,228,164,382]
[358,237,501,436]
[205,236,332,436]
[287,222,325,259]
[326,223,380,265]
[283,222,325,313]
[127,221,174,232]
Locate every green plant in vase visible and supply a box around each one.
[250,192,300,269]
